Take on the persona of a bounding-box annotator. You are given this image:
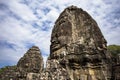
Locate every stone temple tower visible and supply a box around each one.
[46,5,111,80]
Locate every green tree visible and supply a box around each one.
[107,45,120,56]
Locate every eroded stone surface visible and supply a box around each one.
[48,5,111,80]
[17,46,44,73]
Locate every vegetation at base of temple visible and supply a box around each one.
[107,45,120,56]
[0,65,16,74]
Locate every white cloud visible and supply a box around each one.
[46,9,59,22]
[8,0,37,21]
[0,0,120,67]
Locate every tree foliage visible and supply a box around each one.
[107,45,120,56]
[0,65,16,73]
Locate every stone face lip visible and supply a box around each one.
[17,46,44,73]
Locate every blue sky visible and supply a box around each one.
[0,0,120,68]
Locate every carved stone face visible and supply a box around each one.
[51,19,72,53]
[50,8,106,68]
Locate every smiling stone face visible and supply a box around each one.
[49,5,110,80]
[50,13,72,58]
[50,5,107,59]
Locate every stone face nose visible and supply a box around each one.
[17,46,44,73]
